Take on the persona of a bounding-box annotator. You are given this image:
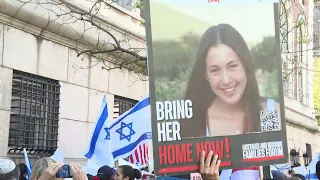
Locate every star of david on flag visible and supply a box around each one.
[84,94,152,166]
[115,122,135,141]
[84,94,114,167]
[109,95,152,161]
[105,127,111,140]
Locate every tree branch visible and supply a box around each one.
[16,0,147,80]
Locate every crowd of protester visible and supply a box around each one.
[0,151,319,180]
[199,151,320,180]
[0,157,141,180]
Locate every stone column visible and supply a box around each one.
[0,66,13,157]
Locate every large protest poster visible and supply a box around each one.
[144,0,288,176]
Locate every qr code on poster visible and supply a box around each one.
[260,110,281,132]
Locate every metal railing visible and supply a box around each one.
[8,70,60,155]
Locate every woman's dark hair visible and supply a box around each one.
[180,24,262,138]
[18,163,27,175]
[118,165,142,180]
[317,171,320,180]
[292,174,306,180]
[86,174,94,180]
[316,160,320,179]
[0,164,20,180]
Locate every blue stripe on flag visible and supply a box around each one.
[112,132,152,158]
[26,162,32,179]
[85,96,149,159]
[109,97,150,129]
[306,173,318,179]
[84,103,109,159]
[23,149,32,180]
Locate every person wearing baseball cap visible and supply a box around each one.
[18,163,27,180]
[316,160,320,180]
[97,165,115,180]
[292,173,306,180]
[0,158,20,180]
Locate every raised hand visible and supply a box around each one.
[200,151,221,180]
[69,162,88,180]
[38,162,64,180]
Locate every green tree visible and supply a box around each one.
[152,33,201,100]
[314,57,320,123]
[250,36,277,72]
[153,33,200,80]
[250,36,280,101]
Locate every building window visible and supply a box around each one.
[283,54,295,98]
[306,143,312,159]
[298,25,303,102]
[114,0,133,11]
[296,16,308,105]
[298,69,303,102]
[113,96,138,118]
[280,0,294,98]
[283,61,290,96]
[280,2,289,52]
[113,96,139,162]
[8,70,60,155]
[297,29,304,102]
[290,149,300,167]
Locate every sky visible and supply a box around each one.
[149,0,278,46]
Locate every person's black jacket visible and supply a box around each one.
[271,170,287,180]
[292,174,306,180]
[86,174,94,180]
[19,176,27,180]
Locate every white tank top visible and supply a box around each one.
[207,98,275,180]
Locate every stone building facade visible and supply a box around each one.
[0,0,149,165]
[281,0,319,165]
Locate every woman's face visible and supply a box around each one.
[114,168,126,180]
[205,44,247,105]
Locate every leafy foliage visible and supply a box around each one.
[153,33,200,80]
[250,36,277,72]
[153,34,199,100]
[313,57,320,122]
[155,69,191,101]
[258,70,280,102]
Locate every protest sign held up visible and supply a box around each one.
[144,0,288,176]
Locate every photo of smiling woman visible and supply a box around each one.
[180,23,280,138]
[146,0,288,176]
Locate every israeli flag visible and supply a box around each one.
[82,159,100,176]
[219,169,232,180]
[84,94,114,167]
[306,153,320,180]
[50,148,64,162]
[110,95,152,160]
[23,148,32,180]
[293,165,307,177]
